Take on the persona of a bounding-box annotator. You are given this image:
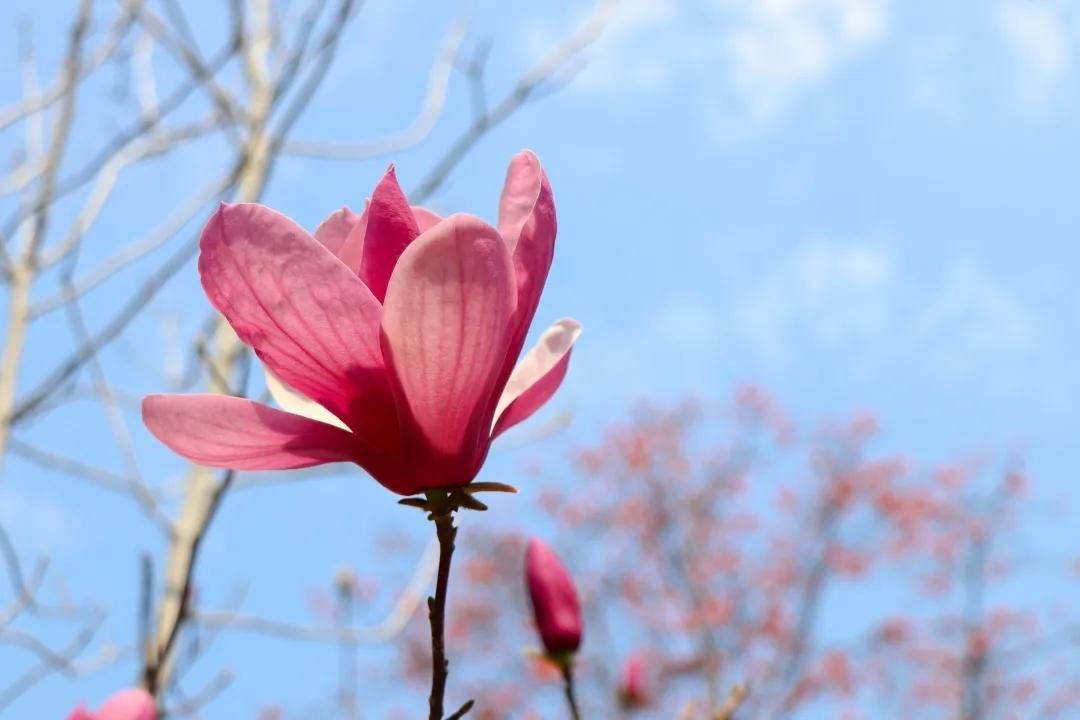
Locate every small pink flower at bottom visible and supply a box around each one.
[618,653,651,710]
[68,688,156,720]
[525,538,582,660]
[142,151,580,497]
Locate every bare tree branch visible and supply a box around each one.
[196,537,439,645]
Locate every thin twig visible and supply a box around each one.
[713,683,749,720]
[0,0,93,478]
[409,0,614,204]
[0,6,135,135]
[195,537,438,644]
[281,20,466,160]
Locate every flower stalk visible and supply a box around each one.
[561,663,582,720]
[427,503,457,720]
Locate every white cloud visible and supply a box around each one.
[996,0,1075,106]
[563,240,1064,413]
[717,0,890,128]
[538,0,892,134]
[908,260,1051,394]
[0,488,79,556]
[734,240,895,361]
[733,240,1062,400]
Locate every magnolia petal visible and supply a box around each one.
[312,207,362,258]
[496,150,557,382]
[412,206,442,233]
[499,150,549,251]
[198,203,384,424]
[264,368,349,430]
[358,166,420,302]
[504,151,556,318]
[96,689,156,720]
[143,394,362,470]
[492,318,580,438]
[381,214,516,459]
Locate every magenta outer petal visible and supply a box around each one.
[358,166,421,302]
[525,538,583,656]
[96,688,156,720]
[143,394,363,470]
[66,707,94,720]
[380,214,516,487]
[198,203,392,434]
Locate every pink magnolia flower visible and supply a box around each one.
[143,151,580,495]
[617,653,651,710]
[68,688,156,720]
[525,538,582,657]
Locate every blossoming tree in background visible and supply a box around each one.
[384,391,1080,719]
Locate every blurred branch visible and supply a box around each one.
[409,0,614,204]
[713,683,749,720]
[119,0,243,123]
[0,622,114,711]
[281,20,466,160]
[0,523,112,711]
[30,170,232,317]
[0,0,93,478]
[0,34,241,244]
[196,537,439,645]
[0,5,135,135]
[167,668,235,717]
[38,118,223,271]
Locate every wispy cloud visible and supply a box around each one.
[731,240,1064,402]
[529,0,893,135]
[734,240,895,362]
[0,486,80,556]
[907,260,1055,396]
[996,0,1076,107]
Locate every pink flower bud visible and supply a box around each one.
[618,653,651,710]
[68,688,156,720]
[525,538,582,657]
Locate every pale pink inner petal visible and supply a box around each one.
[498,150,545,251]
[380,214,516,456]
[412,206,442,234]
[492,318,581,438]
[312,207,361,257]
[493,150,558,402]
[198,203,385,425]
[143,394,362,470]
[264,367,349,430]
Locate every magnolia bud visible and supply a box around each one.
[617,653,651,710]
[525,538,582,659]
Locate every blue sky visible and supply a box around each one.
[1,0,1078,717]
